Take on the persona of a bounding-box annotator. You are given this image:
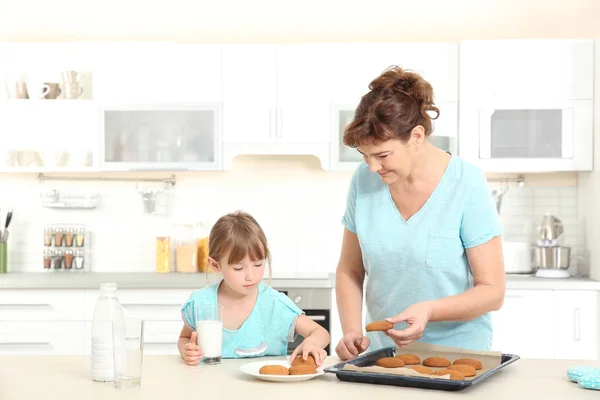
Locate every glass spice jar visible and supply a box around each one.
[54,228,65,247]
[44,228,54,247]
[43,250,52,270]
[53,250,64,269]
[156,236,171,273]
[64,250,74,269]
[74,250,85,270]
[64,229,75,247]
[76,228,85,247]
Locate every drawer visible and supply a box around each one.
[84,289,192,321]
[0,290,85,321]
[84,320,183,355]
[0,321,85,355]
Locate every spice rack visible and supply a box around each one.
[43,224,91,272]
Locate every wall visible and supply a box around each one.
[0,0,599,42]
[1,156,352,276]
[0,0,596,277]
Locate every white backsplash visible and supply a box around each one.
[0,156,587,276]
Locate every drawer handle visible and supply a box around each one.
[0,304,52,308]
[121,304,181,307]
[0,342,51,346]
[145,341,177,345]
[574,308,581,342]
[308,315,326,322]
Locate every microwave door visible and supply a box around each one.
[479,107,575,160]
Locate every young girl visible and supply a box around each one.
[178,211,330,366]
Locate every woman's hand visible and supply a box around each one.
[290,339,328,367]
[183,331,203,366]
[384,301,435,347]
[335,332,371,361]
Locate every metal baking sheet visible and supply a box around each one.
[324,346,520,391]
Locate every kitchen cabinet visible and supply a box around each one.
[458,39,594,172]
[222,44,330,169]
[491,290,555,359]
[553,290,598,360]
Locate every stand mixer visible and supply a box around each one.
[534,214,571,278]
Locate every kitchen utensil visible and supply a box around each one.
[5,209,12,229]
[503,241,534,274]
[491,187,508,214]
[140,190,161,214]
[534,246,571,269]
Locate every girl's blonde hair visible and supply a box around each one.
[207,211,272,283]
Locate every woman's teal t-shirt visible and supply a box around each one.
[342,155,503,351]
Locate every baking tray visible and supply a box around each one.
[324,346,520,391]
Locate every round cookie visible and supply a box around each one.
[448,364,477,377]
[453,358,483,370]
[375,357,405,368]
[259,365,289,375]
[395,354,420,365]
[433,369,465,381]
[289,365,318,375]
[292,354,317,368]
[407,366,434,375]
[365,320,393,332]
[423,357,451,368]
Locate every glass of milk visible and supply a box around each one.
[195,305,224,365]
[112,318,144,388]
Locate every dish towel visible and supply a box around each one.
[567,366,600,391]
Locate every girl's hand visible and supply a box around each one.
[183,331,203,365]
[289,339,327,367]
[384,301,435,347]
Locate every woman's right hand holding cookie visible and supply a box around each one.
[336,332,370,361]
[183,331,203,365]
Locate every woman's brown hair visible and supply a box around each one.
[343,66,440,147]
[208,211,272,279]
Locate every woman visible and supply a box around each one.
[335,66,505,361]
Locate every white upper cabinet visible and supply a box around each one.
[93,43,222,103]
[222,44,330,169]
[325,43,459,170]
[222,44,277,144]
[458,39,594,172]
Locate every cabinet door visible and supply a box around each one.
[222,45,276,143]
[553,291,598,360]
[93,43,222,103]
[276,45,331,144]
[459,39,593,100]
[101,104,221,170]
[491,290,555,358]
[0,321,85,355]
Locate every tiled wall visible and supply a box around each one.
[493,184,587,276]
[0,156,588,277]
[1,156,352,277]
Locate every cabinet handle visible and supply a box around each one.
[145,341,178,345]
[121,303,181,308]
[269,108,274,139]
[277,107,283,139]
[574,308,581,342]
[0,304,52,309]
[308,315,326,322]
[0,342,51,346]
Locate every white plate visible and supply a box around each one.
[239,360,324,382]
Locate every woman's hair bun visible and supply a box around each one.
[369,66,439,119]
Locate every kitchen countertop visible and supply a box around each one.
[0,355,598,399]
[0,272,598,291]
[0,272,336,289]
